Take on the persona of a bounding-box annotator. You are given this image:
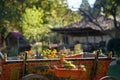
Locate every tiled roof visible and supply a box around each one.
[52,15,119,30]
[63,15,115,30]
[51,15,119,36]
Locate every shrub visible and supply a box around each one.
[107,38,120,57]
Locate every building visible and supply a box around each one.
[51,15,115,52]
[5,31,31,56]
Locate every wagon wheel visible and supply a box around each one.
[100,76,117,80]
[21,74,49,80]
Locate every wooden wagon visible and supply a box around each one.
[0,55,115,80]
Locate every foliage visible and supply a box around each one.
[22,6,48,42]
[80,0,91,11]
[0,0,24,32]
[0,26,7,36]
[79,0,120,38]
[94,0,120,16]
[94,0,120,38]
[21,0,82,43]
[107,38,120,57]
[101,0,120,16]
[0,0,82,45]
[48,0,82,27]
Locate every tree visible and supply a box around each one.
[80,0,91,11]
[22,6,47,42]
[0,0,25,32]
[21,0,82,42]
[94,0,120,38]
[0,26,7,48]
[43,0,82,27]
[107,38,120,57]
[0,0,82,44]
[78,0,120,55]
[78,0,120,38]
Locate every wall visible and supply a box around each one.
[59,33,112,52]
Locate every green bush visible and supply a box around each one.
[107,38,120,57]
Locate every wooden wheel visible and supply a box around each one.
[21,74,49,80]
[100,76,117,80]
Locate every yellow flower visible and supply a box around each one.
[52,49,57,54]
[42,49,57,58]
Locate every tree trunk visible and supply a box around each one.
[0,33,4,49]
